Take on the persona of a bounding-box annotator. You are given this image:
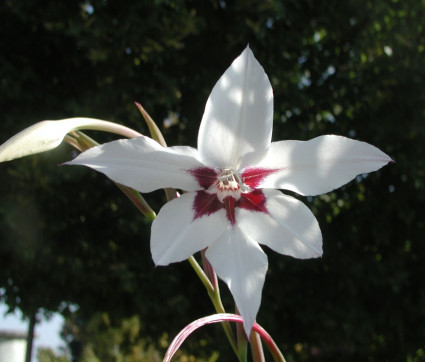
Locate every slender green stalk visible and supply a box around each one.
[116,184,156,221]
[187,256,214,294]
[187,256,239,358]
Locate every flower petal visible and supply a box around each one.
[151,192,227,265]
[205,224,268,336]
[238,189,322,259]
[66,136,208,192]
[198,46,273,170]
[0,118,142,162]
[255,135,392,196]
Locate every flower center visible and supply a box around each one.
[214,168,249,202]
[217,169,240,191]
[190,166,270,225]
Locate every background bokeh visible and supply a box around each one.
[0,0,424,360]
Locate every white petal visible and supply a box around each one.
[255,135,392,196]
[67,135,208,192]
[198,46,273,169]
[151,192,227,265]
[205,225,268,336]
[238,189,322,259]
[0,118,141,162]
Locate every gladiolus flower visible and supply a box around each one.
[67,47,391,335]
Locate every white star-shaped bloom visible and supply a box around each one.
[68,47,391,335]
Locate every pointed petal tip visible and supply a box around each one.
[198,43,273,168]
[243,320,254,339]
[206,226,267,344]
[374,152,393,169]
[152,257,167,267]
[314,250,323,259]
[257,136,393,196]
[242,44,252,54]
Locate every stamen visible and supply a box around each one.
[217,168,233,181]
[216,168,250,192]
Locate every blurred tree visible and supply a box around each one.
[37,347,70,362]
[0,0,424,360]
[59,312,219,362]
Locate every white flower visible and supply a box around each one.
[67,47,391,335]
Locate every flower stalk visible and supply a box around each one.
[187,255,240,358]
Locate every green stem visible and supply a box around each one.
[187,256,214,294]
[116,184,156,221]
[187,256,239,358]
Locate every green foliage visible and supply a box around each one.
[0,0,424,360]
[61,312,219,362]
[37,347,70,362]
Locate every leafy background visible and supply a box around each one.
[0,0,424,360]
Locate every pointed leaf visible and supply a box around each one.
[134,102,167,147]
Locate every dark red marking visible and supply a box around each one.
[223,196,236,225]
[193,190,223,220]
[188,167,218,189]
[191,169,270,224]
[237,189,268,214]
[242,167,280,188]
